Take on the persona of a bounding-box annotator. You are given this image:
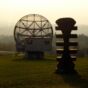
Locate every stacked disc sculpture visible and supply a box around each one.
[55,18,78,74]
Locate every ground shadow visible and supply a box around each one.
[60,73,88,88]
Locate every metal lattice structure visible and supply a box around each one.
[14,14,53,59]
[14,14,53,41]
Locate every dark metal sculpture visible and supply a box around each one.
[55,18,78,74]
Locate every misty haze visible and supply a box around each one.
[0,0,88,88]
[0,24,88,36]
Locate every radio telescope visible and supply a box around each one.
[14,14,53,59]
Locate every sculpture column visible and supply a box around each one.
[55,18,78,74]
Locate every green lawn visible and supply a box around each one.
[0,54,88,88]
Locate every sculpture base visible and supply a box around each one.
[55,69,77,75]
[55,60,77,74]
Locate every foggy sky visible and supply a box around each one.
[0,0,88,35]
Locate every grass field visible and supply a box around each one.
[0,54,88,88]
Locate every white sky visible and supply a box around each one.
[0,0,88,35]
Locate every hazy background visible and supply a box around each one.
[0,0,88,35]
[0,0,88,57]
